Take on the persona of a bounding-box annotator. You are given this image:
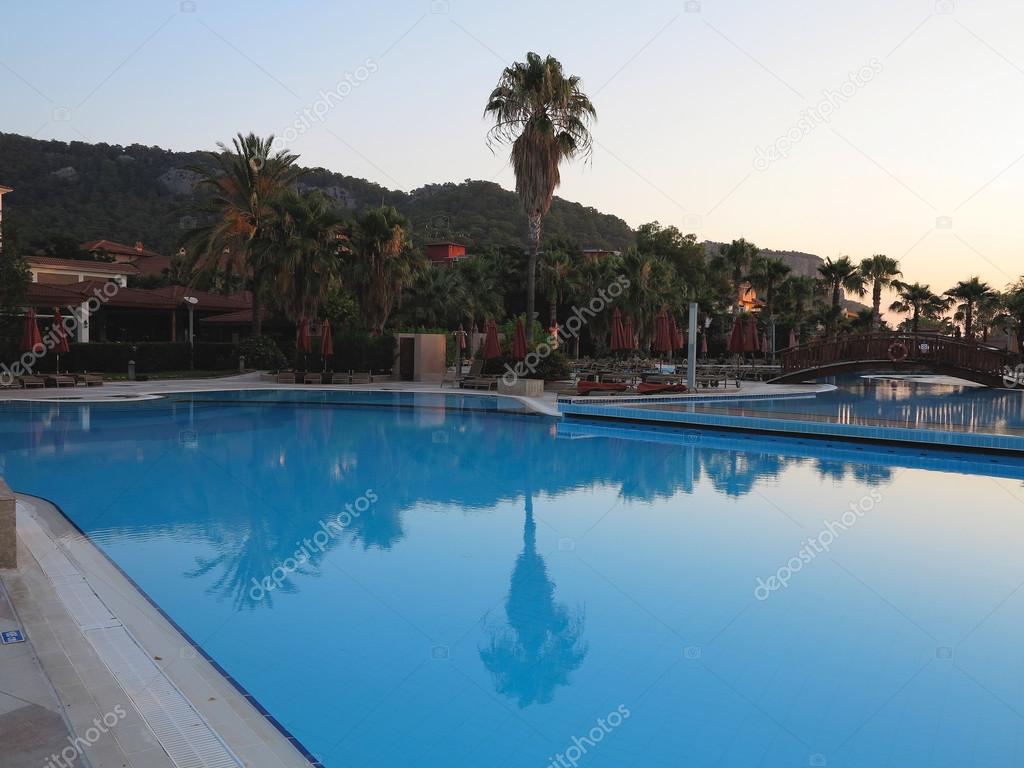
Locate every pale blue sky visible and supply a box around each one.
[3,0,1024,291]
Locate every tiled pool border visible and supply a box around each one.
[26,494,324,768]
[559,400,1024,454]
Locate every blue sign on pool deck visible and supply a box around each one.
[1,629,25,644]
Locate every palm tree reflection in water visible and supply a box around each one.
[480,495,587,707]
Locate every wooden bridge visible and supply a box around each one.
[772,333,1013,387]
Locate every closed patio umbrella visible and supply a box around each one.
[788,328,798,349]
[513,317,528,360]
[728,315,745,354]
[623,316,635,351]
[21,309,43,355]
[653,311,673,355]
[761,331,770,357]
[320,319,333,372]
[296,318,311,370]
[52,307,70,374]
[743,316,760,353]
[610,308,626,352]
[700,331,708,357]
[669,314,683,352]
[457,323,467,351]
[483,319,502,360]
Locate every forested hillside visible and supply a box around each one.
[0,132,634,254]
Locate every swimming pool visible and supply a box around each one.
[3,390,1024,766]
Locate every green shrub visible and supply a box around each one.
[237,335,287,370]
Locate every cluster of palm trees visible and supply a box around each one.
[180,51,1020,359]
[185,133,422,337]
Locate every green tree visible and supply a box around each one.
[400,266,466,328]
[818,256,866,337]
[266,190,347,322]
[537,245,580,331]
[888,281,949,333]
[945,277,995,339]
[186,133,303,335]
[746,256,791,318]
[345,206,424,335]
[712,239,759,318]
[485,52,596,342]
[1002,279,1024,354]
[859,254,901,331]
[776,274,819,342]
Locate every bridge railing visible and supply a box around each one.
[779,333,1007,376]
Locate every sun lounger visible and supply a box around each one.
[460,377,498,390]
[304,373,322,384]
[0,378,20,390]
[75,373,105,386]
[575,381,628,396]
[18,376,45,389]
[350,371,372,384]
[329,372,350,384]
[637,382,688,395]
[276,371,297,384]
[47,375,77,388]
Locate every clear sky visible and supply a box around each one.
[2,0,1022,293]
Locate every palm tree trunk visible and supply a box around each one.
[549,298,557,332]
[872,282,882,332]
[965,305,973,339]
[912,307,919,333]
[252,268,263,336]
[525,215,541,344]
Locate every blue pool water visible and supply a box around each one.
[680,375,1024,434]
[2,390,1024,767]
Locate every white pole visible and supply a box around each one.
[687,302,698,391]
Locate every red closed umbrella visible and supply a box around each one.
[610,308,626,352]
[744,316,760,353]
[512,317,527,360]
[762,332,770,356]
[296,318,312,354]
[669,314,683,351]
[21,309,43,354]
[788,328,798,349]
[483,319,501,360]
[320,319,333,371]
[654,311,673,355]
[728,315,745,354]
[457,323,467,350]
[700,332,708,357]
[52,307,70,374]
[622,316,635,350]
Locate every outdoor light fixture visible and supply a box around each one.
[183,296,199,370]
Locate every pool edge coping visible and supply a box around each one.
[15,493,321,768]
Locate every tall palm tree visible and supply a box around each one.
[945,277,995,340]
[455,255,505,330]
[888,281,949,333]
[345,206,424,335]
[859,254,901,331]
[401,266,466,329]
[746,256,790,317]
[1002,279,1024,354]
[188,133,302,335]
[620,249,677,348]
[485,52,596,342]
[537,247,579,332]
[713,239,759,317]
[818,256,866,337]
[777,275,818,342]
[265,190,347,323]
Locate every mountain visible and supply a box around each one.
[0,132,635,255]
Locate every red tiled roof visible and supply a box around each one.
[75,281,179,309]
[28,256,139,274]
[80,239,164,260]
[23,283,92,308]
[200,309,256,324]
[148,286,251,311]
[133,255,172,277]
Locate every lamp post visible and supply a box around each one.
[183,296,198,370]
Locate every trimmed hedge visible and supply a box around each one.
[0,341,238,374]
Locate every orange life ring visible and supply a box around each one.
[887,341,909,362]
